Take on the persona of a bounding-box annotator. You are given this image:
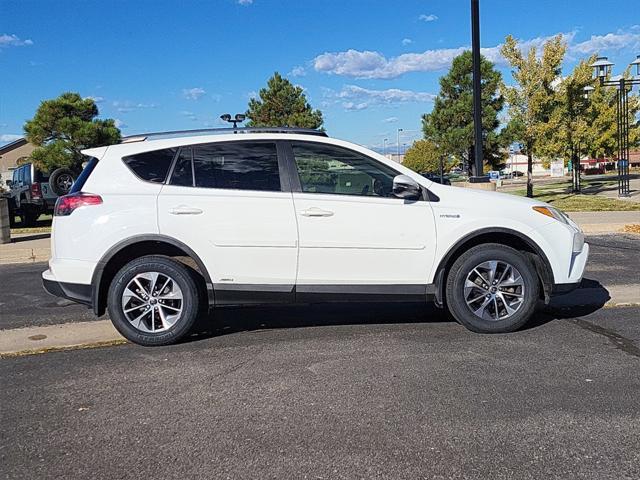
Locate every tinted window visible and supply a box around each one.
[291,142,397,197]
[69,157,99,194]
[189,142,280,191]
[170,148,194,187]
[23,165,32,184]
[123,148,178,183]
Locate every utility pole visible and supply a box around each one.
[470,0,486,181]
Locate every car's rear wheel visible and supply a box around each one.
[446,244,539,333]
[107,256,200,346]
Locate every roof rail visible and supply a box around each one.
[120,127,327,143]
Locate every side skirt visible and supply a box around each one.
[213,283,435,306]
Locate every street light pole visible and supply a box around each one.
[383,138,388,156]
[397,128,403,158]
[589,55,640,197]
[470,0,485,181]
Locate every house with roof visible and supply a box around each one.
[0,138,35,185]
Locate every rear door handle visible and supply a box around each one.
[169,206,203,215]
[300,207,334,217]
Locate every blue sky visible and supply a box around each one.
[1,0,639,151]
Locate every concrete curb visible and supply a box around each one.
[1,284,638,357]
[0,320,125,357]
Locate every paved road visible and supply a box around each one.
[2,305,639,479]
[1,234,637,330]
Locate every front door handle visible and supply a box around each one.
[300,207,334,217]
[169,206,203,215]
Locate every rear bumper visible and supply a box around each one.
[42,269,92,307]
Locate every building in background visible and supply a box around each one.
[0,138,35,185]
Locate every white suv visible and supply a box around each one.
[42,128,588,346]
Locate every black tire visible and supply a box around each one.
[21,206,40,227]
[107,255,201,346]
[49,168,76,196]
[445,243,539,333]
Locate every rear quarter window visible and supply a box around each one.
[122,148,178,183]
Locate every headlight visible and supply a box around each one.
[532,206,569,224]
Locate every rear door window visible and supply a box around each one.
[122,148,178,183]
[169,142,281,192]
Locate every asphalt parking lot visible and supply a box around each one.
[1,234,639,479]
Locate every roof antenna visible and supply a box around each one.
[220,113,246,133]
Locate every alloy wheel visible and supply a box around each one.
[121,272,184,333]
[463,260,525,321]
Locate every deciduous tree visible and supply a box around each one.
[402,140,450,173]
[501,34,566,197]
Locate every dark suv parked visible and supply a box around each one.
[5,163,75,226]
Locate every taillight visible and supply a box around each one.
[54,192,103,216]
[31,182,42,199]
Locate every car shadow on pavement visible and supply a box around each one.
[528,277,611,329]
[186,302,452,343]
[183,277,611,343]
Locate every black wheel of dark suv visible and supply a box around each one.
[107,255,200,346]
[445,243,539,333]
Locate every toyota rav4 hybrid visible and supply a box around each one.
[42,128,588,346]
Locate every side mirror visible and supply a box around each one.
[392,174,422,200]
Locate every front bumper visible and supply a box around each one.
[550,242,589,296]
[42,269,92,307]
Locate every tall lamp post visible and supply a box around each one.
[588,55,640,197]
[469,0,486,182]
[397,128,403,158]
[383,138,388,156]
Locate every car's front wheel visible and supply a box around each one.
[446,244,539,333]
[107,256,200,346]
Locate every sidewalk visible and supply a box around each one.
[566,211,640,234]
[0,233,51,264]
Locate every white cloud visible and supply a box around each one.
[402,38,413,46]
[0,134,23,142]
[383,116,399,123]
[314,47,467,79]
[289,65,306,77]
[180,110,198,121]
[112,101,158,113]
[86,95,105,104]
[238,0,253,4]
[182,87,206,100]
[419,14,438,22]
[569,31,640,56]
[314,31,589,79]
[114,119,127,129]
[342,102,369,111]
[0,34,33,48]
[329,85,435,111]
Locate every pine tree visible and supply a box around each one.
[246,72,323,129]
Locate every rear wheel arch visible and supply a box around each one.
[92,235,214,316]
[433,228,554,306]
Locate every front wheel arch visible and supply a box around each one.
[433,228,554,307]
